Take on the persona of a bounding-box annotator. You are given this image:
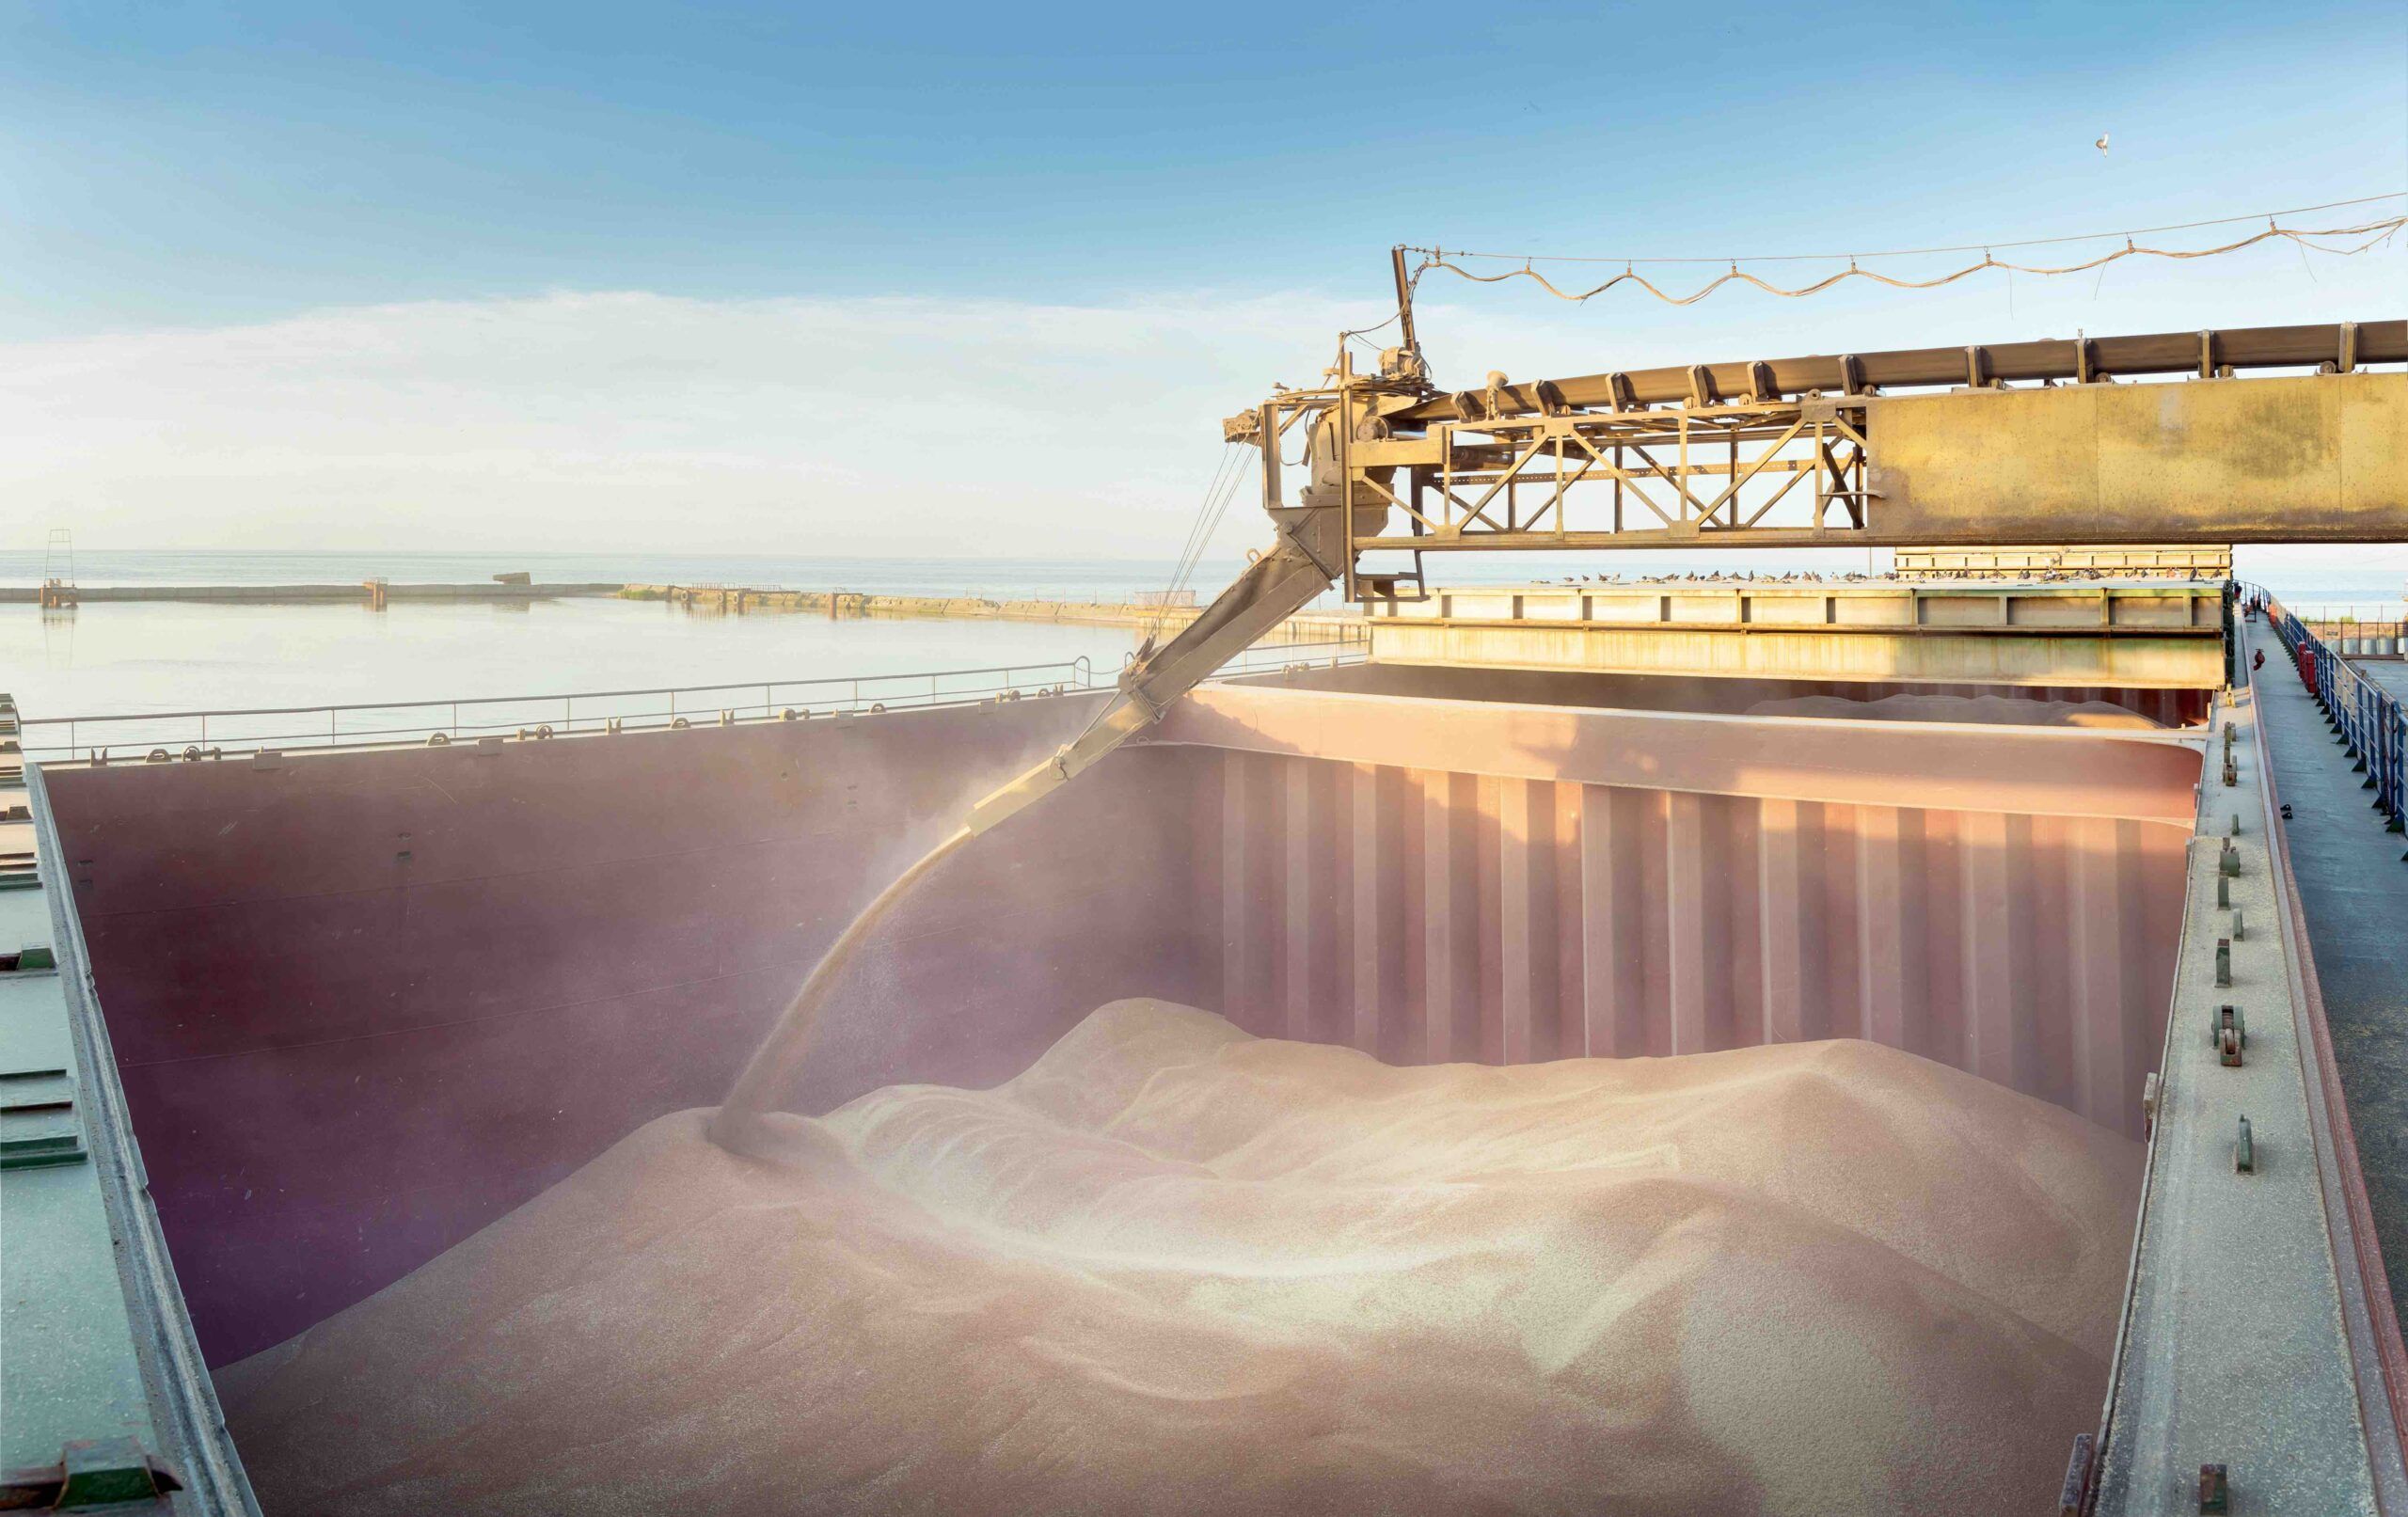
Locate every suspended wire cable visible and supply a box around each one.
[1093,443,1259,756]
[1409,213,2404,308]
[1403,192,2406,266]
[1151,442,1243,641]
[1192,451,1247,560]
[1177,456,1250,603]
[1165,445,1239,592]
[1146,393,1331,643]
[1154,441,1265,643]
[1166,470,1240,614]
[1332,308,1404,362]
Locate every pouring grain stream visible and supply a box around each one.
[708,823,974,1158]
[708,517,1351,1153]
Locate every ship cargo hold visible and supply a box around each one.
[7,322,2408,1515]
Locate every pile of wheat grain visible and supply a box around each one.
[220,998,2140,1516]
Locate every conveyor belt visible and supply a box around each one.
[1394,320,2405,420]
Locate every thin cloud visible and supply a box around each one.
[0,289,1384,556]
[3,245,2395,561]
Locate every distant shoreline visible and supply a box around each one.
[0,581,624,605]
[614,584,1362,639]
[0,578,1367,640]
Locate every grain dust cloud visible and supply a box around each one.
[218,998,2139,1515]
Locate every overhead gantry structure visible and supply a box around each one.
[712,286,2404,1153]
[1240,265,2404,572]
[967,302,2404,830]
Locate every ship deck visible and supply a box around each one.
[2258,643,2408,1325]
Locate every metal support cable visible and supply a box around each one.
[1173,448,1244,593]
[1405,192,2407,266]
[1174,450,1250,599]
[1412,216,2404,308]
[1151,442,1247,641]
[1164,444,1240,593]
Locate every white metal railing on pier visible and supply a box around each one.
[18,640,1369,764]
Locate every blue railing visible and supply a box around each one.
[2259,589,2407,840]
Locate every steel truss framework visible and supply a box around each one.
[1283,318,2408,601]
[1350,394,1873,558]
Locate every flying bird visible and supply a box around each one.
[2095,133,2110,154]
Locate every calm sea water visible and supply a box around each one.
[4,550,2400,730]
[0,550,1258,602]
[1,597,1154,732]
[0,554,1237,728]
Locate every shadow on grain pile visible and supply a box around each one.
[218,999,2140,1516]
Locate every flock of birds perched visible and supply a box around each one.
[1539,568,2218,586]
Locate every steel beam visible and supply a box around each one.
[1367,621,2226,689]
[1348,371,2405,553]
[1394,321,2405,424]
[1869,372,2407,545]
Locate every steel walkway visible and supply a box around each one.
[2256,632,2408,1323]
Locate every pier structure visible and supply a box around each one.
[622,583,1366,640]
[0,580,624,607]
[37,529,76,610]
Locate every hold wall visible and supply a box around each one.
[1183,748,2184,1135]
[40,682,2198,1365]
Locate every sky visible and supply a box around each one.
[0,0,2402,568]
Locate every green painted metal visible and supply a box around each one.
[0,909,162,1500]
[0,749,257,1513]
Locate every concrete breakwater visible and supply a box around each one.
[4,579,1361,640]
[1,581,625,605]
[622,584,1366,640]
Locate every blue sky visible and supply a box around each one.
[0,1,2401,560]
[6,1,2401,332]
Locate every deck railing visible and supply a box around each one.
[2259,589,2407,840]
[18,640,1369,764]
